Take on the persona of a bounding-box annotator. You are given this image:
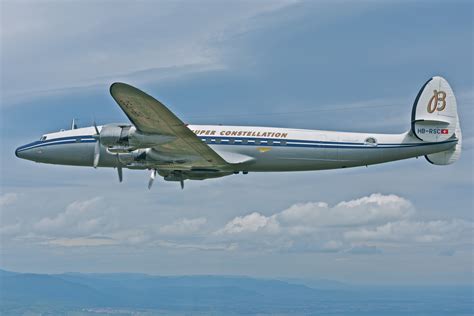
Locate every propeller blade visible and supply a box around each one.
[148,169,156,190]
[117,166,123,183]
[180,179,184,190]
[93,140,100,168]
[93,121,100,135]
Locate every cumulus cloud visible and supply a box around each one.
[33,197,117,237]
[217,193,414,238]
[278,193,413,228]
[3,193,471,255]
[213,193,471,254]
[215,212,280,235]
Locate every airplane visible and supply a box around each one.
[15,76,462,189]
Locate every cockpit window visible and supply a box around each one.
[40,136,47,141]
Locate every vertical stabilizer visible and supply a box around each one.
[411,76,462,165]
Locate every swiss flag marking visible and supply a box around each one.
[441,129,449,134]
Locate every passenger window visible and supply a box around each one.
[364,137,378,146]
[254,140,261,145]
[228,139,235,144]
[242,139,248,144]
[267,140,273,145]
[280,141,287,146]
[215,139,221,144]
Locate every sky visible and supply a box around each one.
[0,0,473,285]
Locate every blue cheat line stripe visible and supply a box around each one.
[197,136,457,149]
[16,136,96,152]
[16,135,457,152]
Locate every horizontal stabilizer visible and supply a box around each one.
[425,116,462,165]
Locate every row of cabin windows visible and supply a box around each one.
[202,138,287,146]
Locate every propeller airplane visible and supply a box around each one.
[15,76,462,189]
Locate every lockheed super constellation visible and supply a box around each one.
[15,76,462,189]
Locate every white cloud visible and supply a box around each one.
[322,240,344,252]
[108,229,152,245]
[216,193,414,238]
[43,236,118,247]
[159,217,207,235]
[0,193,18,208]
[278,193,413,228]
[212,193,471,253]
[215,212,280,235]
[4,193,471,255]
[33,197,117,236]
[1,0,296,98]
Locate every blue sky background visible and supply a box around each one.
[1,0,473,285]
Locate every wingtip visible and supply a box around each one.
[109,82,126,94]
[109,82,145,98]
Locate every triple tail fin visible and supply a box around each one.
[411,76,462,165]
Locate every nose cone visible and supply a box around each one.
[15,141,40,161]
[15,145,28,160]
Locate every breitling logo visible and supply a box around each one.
[427,90,447,113]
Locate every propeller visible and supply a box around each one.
[92,121,100,168]
[148,169,157,189]
[117,166,123,183]
[180,178,184,190]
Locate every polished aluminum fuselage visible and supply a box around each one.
[15,124,457,172]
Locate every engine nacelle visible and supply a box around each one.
[99,123,176,158]
[100,124,132,148]
[100,124,175,151]
[116,149,149,167]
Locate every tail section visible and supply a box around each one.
[411,76,462,165]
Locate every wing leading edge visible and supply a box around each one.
[109,82,229,170]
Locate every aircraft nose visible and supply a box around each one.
[15,141,40,161]
[15,145,29,159]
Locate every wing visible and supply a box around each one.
[109,82,229,170]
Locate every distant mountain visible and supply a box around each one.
[1,269,472,315]
[278,277,349,290]
[2,273,111,306]
[0,269,18,277]
[0,269,342,313]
